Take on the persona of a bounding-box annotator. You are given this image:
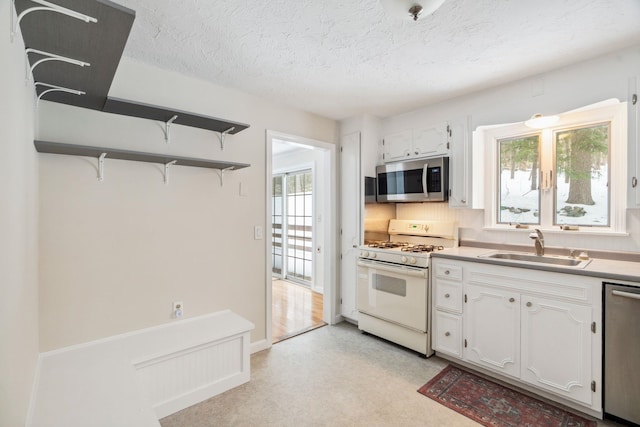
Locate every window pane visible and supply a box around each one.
[554,124,609,226]
[498,135,540,224]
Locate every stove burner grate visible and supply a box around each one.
[401,244,445,253]
[367,242,407,249]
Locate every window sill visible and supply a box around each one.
[482,226,629,237]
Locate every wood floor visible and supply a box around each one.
[272,279,325,343]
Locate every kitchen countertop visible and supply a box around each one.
[432,246,640,284]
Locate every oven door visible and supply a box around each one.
[357,260,428,332]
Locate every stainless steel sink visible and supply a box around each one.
[479,252,591,268]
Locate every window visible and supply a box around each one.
[485,101,626,233]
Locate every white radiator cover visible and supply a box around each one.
[29,310,254,427]
[135,334,249,418]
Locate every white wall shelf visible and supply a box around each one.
[34,140,250,185]
[14,0,250,148]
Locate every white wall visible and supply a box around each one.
[0,3,39,425]
[37,58,337,351]
[385,44,640,253]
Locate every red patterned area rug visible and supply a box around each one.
[418,365,596,427]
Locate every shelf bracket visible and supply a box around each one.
[11,0,98,42]
[35,82,85,104]
[218,126,235,151]
[26,48,90,81]
[216,166,235,187]
[97,152,107,181]
[164,115,178,144]
[164,160,177,185]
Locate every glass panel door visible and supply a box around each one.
[271,169,313,286]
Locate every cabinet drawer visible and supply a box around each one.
[434,263,462,281]
[434,280,463,313]
[433,311,462,358]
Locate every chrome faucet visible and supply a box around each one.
[529,229,544,256]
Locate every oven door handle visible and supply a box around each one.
[358,260,427,278]
[422,162,429,199]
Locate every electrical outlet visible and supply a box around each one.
[172,301,183,318]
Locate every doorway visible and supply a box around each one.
[266,131,336,345]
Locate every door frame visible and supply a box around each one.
[265,130,338,346]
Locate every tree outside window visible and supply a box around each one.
[498,135,540,225]
[554,124,609,226]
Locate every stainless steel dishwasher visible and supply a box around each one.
[604,282,640,425]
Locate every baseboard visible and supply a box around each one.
[25,354,43,427]
[250,339,270,354]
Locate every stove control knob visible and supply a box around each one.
[401,256,408,263]
[409,257,417,265]
[370,253,377,259]
[363,251,369,257]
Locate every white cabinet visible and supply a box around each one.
[628,76,640,207]
[520,295,593,405]
[382,130,413,162]
[413,123,449,158]
[431,257,602,412]
[464,284,520,379]
[448,115,482,208]
[432,260,464,358]
[339,132,361,321]
[382,122,448,162]
[434,311,462,358]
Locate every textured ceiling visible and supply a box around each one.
[115,0,640,120]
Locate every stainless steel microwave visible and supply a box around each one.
[376,157,449,202]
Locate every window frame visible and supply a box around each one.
[483,101,627,235]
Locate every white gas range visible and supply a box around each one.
[357,219,458,357]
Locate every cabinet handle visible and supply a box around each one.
[444,270,450,275]
[415,151,419,155]
[526,301,532,307]
[509,297,515,303]
[633,177,638,188]
[461,199,466,204]
[445,332,451,337]
[444,293,450,298]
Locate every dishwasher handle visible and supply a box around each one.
[612,289,640,300]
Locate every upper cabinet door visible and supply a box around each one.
[628,76,639,208]
[382,130,412,162]
[448,116,471,208]
[413,122,449,158]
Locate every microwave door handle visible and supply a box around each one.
[422,163,429,199]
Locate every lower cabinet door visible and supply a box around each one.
[433,311,462,358]
[520,295,593,406]
[464,284,520,379]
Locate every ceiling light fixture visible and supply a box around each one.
[379,0,446,21]
[524,113,560,129]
